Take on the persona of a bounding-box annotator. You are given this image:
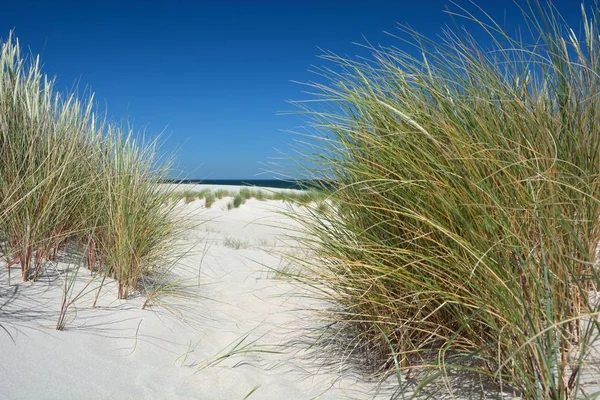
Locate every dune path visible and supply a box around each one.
[0,195,387,399]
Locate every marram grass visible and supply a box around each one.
[0,33,184,299]
[169,187,326,209]
[291,1,600,399]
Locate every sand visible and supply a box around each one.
[1,185,598,399]
[0,186,389,399]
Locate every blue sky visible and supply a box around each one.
[0,0,581,179]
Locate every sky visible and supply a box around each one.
[0,0,583,179]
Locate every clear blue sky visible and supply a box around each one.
[0,0,581,179]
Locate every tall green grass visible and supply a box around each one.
[292,2,600,398]
[0,33,183,299]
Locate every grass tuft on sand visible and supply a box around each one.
[169,187,326,210]
[0,32,184,300]
[290,2,600,399]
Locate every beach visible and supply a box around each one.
[0,185,388,399]
[2,184,599,399]
[4,3,600,397]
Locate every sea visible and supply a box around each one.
[163,179,325,190]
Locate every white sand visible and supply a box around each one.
[1,186,598,399]
[0,189,388,399]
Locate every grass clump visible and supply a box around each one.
[223,236,250,250]
[214,189,231,199]
[176,189,217,207]
[0,33,183,299]
[292,2,600,398]
[204,191,216,208]
[254,190,266,201]
[91,131,181,299]
[239,188,252,201]
[183,191,197,204]
[272,190,325,205]
[315,201,328,214]
[169,187,325,210]
[232,194,245,209]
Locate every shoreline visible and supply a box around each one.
[161,179,324,191]
[158,183,309,195]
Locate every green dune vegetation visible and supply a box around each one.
[0,33,183,300]
[171,187,327,209]
[5,0,600,397]
[291,2,600,399]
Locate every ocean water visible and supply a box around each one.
[163,179,324,190]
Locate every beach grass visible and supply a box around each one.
[232,193,245,209]
[0,32,184,299]
[214,189,230,199]
[168,186,326,210]
[223,236,251,250]
[204,191,216,208]
[290,2,600,398]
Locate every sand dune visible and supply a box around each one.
[0,189,390,399]
[4,187,597,399]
